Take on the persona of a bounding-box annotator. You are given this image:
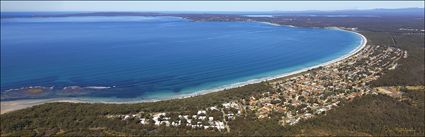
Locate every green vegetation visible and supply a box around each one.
[283,89,424,136]
[0,83,272,136]
[2,87,423,136]
[365,31,425,86]
[1,13,424,136]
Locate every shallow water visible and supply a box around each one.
[0,15,362,101]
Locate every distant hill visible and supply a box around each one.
[2,8,424,18]
[262,8,425,17]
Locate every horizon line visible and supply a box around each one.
[1,7,424,13]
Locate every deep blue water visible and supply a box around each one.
[0,16,362,101]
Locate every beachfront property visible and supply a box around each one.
[106,43,404,131]
[252,45,403,126]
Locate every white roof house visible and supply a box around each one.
[140,118,147,125]
[197,110,207,115]
[123,115,130,120]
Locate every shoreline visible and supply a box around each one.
[0,26,367,114]
[1,98,84,114]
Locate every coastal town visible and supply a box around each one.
[106,40,405,131]
[1,4,424,136]
[249,44,403,126]
[0,15,408,132]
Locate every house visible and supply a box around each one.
[197,110,207,115]
[215,121,225,130]
[123,115,131,120]
[140,118,147,125]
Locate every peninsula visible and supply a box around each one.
[1,8,424,136]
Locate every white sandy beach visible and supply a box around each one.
[1,98,84,114]
[0,26,367,114]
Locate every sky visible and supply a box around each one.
[1,1,424,12]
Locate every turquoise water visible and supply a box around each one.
[0,15,362,101]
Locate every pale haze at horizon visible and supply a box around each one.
[1,1,424,12]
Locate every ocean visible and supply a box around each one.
[0,15,362,101]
